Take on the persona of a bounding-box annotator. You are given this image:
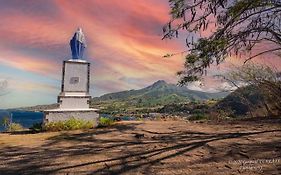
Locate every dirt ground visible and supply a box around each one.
[0,118,280,175]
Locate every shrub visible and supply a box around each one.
[136,117,144,121]
[98,117,115,127]
[189,113,208,121]
[8,123,24,132]
[1,116,10,130]
[208,111,222,121]
[217,110,234,119]
[29,123,43,133]
[43,117,94,131]
[1,117,24,132]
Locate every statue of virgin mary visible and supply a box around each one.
[70,28,87,59]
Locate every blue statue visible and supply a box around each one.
[70,28,87,59]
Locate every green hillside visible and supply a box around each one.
[91,80,229,113]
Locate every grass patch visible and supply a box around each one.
[1,116,24,132]
[43,117,94,132]
[8,123,24,132]
[98,117,115,127]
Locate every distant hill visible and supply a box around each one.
[9,104,59,112]
[215,86,261,116]
[91,80,229,107]
[16,104,59,112]
[214,85,278,116]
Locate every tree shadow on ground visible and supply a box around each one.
[0,122,280,175]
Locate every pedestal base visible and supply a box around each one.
[58,96,91,109]
[43,109,99,126]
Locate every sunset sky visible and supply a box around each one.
[0,0,280,108]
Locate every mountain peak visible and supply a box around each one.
[150,80,168,88]
[93,79,228,102]
[153,80,167,85]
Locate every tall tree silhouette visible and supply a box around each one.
[163,0,281,85]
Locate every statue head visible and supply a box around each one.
[77,27,82,33]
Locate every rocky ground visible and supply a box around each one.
[0,118,280,175]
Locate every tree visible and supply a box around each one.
[163,0,281,85]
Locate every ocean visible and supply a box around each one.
[0,110,43,132]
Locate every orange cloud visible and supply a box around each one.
[51,0,185,91]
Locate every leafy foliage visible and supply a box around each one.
[163,0,281,84]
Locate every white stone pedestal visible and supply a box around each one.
[44,109,99,126]
[44,59,99,124]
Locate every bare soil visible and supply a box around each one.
[0,118,280,175]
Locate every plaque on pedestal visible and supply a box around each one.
[58,60,90,109]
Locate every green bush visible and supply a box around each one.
[43,117,94,131]
[8,123,24,132]
[1,116,10,130]
[217,110,234,119]
[29,123,43,133]
[192,109,202,114]
[189,113,208,121]
[98,117,115,127]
